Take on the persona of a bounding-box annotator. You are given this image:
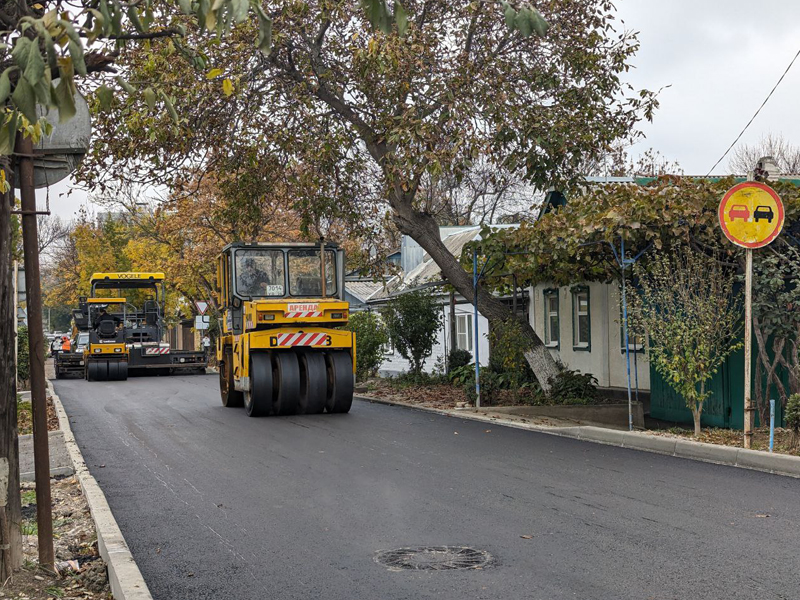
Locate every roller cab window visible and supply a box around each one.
[234,250,286,298]
[288,250,336,297]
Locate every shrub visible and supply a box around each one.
[547,366,598,405]
[787,394,800,450]
[448,348,472,370]
[383,290,442,376]
[17,324,30,389]
[489,318,536,401]
[449,363,474,385]
[345,311,389,381]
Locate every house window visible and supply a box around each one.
[456,314,473,352]
[543,289,559,348]
[572,287,590,350]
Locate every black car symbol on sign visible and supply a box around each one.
[753,205,774,223]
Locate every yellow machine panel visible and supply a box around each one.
[90,272,165,282]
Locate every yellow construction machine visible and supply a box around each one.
[84,297,129,381]
[215,242,355,416]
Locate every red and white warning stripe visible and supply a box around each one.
[284,311,323,319]
[144,347,170,355]
[275,332,327,347]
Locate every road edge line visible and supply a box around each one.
[48,380,154,600]
[357,395,800,479]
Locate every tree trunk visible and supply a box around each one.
[692,408,701,437]
[692,383,704,437]
[390,200,560,391]
[0,160,22,579]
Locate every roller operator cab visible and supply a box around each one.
[216,242,355,416]
[84,298,129,381]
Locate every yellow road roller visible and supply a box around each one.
[215,242,355,416]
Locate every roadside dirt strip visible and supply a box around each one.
[358,395,800,479]
[47,379,154,600]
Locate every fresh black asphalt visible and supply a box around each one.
[54,374,800,600]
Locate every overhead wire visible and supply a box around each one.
[706,46,800,176]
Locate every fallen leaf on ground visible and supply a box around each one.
[755,514,770,518]
[520,535,533,539]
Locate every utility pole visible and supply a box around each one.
[16,132,55,568]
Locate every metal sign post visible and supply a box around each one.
[11,86,90,567]
[743,248,754,447]
[16,133,54,568]
[473,249,480,408]
[718,182,784,449]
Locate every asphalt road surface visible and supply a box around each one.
[54,374,800,600]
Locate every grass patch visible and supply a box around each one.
[21,519,38,536]
[21,489,36,506]
[18,400,32,435]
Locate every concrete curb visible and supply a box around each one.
[358,395,800,479]
[48,380,153,600]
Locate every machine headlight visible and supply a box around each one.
[94,348,102,353]
[79,360,84,366]
[114,348,122,353]
[331,312,344,319]
[260,314,275,321]
[180,358,185,363]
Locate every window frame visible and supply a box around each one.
[456,313,473,352]
[571,285,591,351]
[287,249,337,298]
[543,288,560,349]
[232,248,287,299]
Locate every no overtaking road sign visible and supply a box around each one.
[718,181,784,248]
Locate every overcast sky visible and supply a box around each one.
[44,0,800,218]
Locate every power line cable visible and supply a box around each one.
[706,46,800,176]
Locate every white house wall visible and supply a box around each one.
[529,281,650,391]
[378,301,490,376]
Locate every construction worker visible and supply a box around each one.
[61,336,71,352]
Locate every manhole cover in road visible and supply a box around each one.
[375,546,493,571]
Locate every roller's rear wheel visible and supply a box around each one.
[273,352,300,415]
[298,351,327,414]
[245,352,273,417]
[325,351,354,414]
[220,348,244,407]
[119,361,128,381]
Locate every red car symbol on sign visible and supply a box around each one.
[728,205,750,221]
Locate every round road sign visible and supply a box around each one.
[718,182,784,249]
